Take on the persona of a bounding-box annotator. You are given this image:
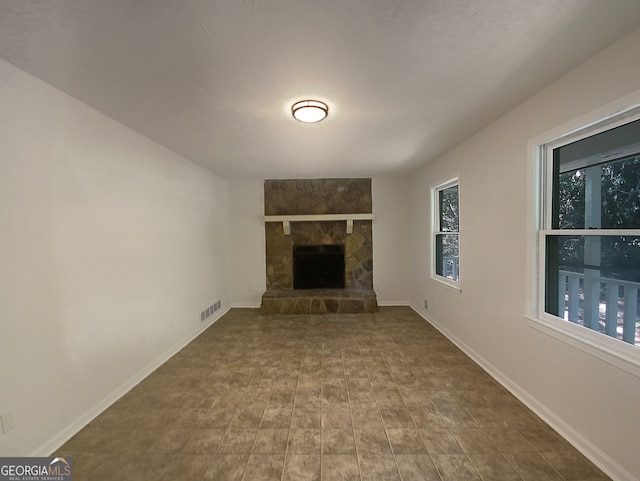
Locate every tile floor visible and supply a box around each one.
[56,307,610,481]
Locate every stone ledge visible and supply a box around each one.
[260,288,378,315]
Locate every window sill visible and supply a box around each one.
[525,314,640,379]
[430,275,462,294]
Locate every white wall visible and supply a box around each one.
[409,27,640,480]
[229,180,266,307]
[228,177,412,307]
[0,59,230,456]
[372,177,411,305]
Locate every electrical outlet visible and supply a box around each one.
[424,299,428,310]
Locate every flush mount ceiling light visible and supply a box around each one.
[292,100,328,123]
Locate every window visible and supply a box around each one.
[540,116,640,348]
[432,176,460,288]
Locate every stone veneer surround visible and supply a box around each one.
[261,178,377,314]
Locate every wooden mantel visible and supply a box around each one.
[264,213,374,235]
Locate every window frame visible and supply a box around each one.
[431,174,461,292]
[528,98,640,378]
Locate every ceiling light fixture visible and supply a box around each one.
[292,100,328,123]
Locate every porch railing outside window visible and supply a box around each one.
[441,256,460,282]
[558,269,640,346]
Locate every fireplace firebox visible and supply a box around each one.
[293,244,345,289]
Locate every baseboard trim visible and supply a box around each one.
[34,307,230,456]
[410,304,638,481]
[230,302,261,309]
[376,301,411,307]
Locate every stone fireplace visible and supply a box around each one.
[260,178,378,314]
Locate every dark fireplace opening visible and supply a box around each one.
[293,244,345,289]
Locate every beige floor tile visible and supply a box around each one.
[431,453,483,481]
[135,408,180,429]
[373,389,405,407]
[62,426,130,453]
[296,388,323,407]
[242,454,285,481]
[518,427,570,451]
[204,454,248,481]
[436,404,478,427]
[52,308,612,481]
[230,404,266,428]
[505,453,564,481]
[67,451,138,481]
[322,428,356,454]
[283,454,321,481]
[344,361,368,378]
[322,406,352,428]
[395,454,442,481]
[218,429,258,454]
[350,406,384,428]
[129,453,212,481]
[386,428,427,454]
[452,427,500,454]
[323,385,349,406]
[321,454,361,481]
[181,428,225,454]
[200,406,237,429]
[539,451,603,480]
[149,427,195,453]
[379,407,415,428]
[292,404,321,426]
[252,428,289,454]
[406,403,446,428]
[171,408,209,429]
[419,427,464,454]
[288,429,321,454]
[358,453,401,481]
[269,389,297,406]
[483,428,535,453]
[354,429,392,454]
[260,407,292,428]
[467,453,523,481]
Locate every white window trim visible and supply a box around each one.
[430,174,462,293]
[526,90,640,379]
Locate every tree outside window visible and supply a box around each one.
[433,179,459,285]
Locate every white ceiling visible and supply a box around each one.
[2,1,640,180]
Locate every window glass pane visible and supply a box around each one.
[553,117,640,231]
[439,185,459,232]
[545,235,640,346]
[602,155,640,229]
[435,233,459,281]
[555,118,640,171]
[557,168,585,229]
[555,155,640,230]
